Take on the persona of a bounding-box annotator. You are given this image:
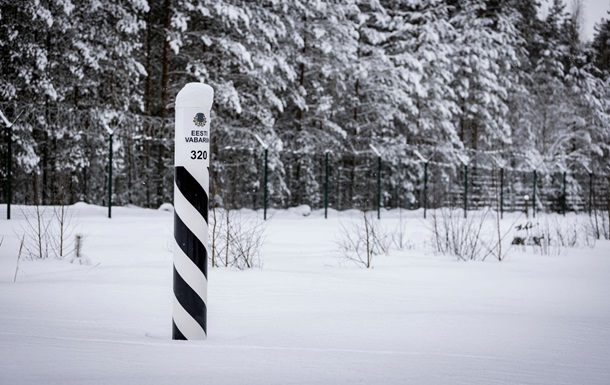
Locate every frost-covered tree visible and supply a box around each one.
[1,0,608,211]
[0,0,147,205]
[406,0,459,150]
[164,0,297,208]
[449,0,523,153]
[592,10,610,73]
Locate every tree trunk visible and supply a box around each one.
[157,0,172,207]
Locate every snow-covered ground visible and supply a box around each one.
[1,204,609,385]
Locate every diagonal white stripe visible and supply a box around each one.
[173,294,206,340]
[174,182,209,249]
[174,240,208,303]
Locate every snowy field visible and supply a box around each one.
[1,203,609,385]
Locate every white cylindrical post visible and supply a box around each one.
[173,83,214,340]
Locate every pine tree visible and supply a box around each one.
[592,10,610,72]
[449,0,522,152]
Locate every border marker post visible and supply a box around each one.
[172,82,214,340]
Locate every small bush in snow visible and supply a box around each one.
[336,211,390,268]
[392,210,414,251]
[513,216,596,256]
[210,208,267,269]
[430,208,490,261]
[19,205,52,260]
[18,202,79,260]
[587,208,610,241]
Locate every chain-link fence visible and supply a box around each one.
[2,102,609,218]
[208,149,610,216]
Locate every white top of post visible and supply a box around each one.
[176,83,214,109]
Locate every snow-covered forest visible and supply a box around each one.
[1,0,609,211]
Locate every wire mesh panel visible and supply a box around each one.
[591,174,610,212]
[212,147,262,210]
[1,101,608,216]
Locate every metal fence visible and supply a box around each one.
[1,102,609,218]
[209,148,610,217]
[3,143,609,220]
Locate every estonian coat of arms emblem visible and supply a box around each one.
[193,112,207,127]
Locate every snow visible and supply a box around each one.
[0,204,609,385]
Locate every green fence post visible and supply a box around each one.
[562,171,567,216]
[2,110,21,220]
[533,169,537,218]
[464,164,468,218]
[500,167,504,220]
[263,147,268,221]
[324,151,329,219]
[369,144,382,219]
[423,161,428,219]
[377,155,381,220]
[6,125,12,220]
[108,132,113,219]
[589,172,593,216]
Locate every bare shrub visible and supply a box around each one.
[429,206,518,262]
[588,208,609,241]
[430,208,491,261]
[19,203,79,260]
[14,235,24,282]
[552,218,579,248]
[529,220,557,256]
[50,203,78,259]
[210,208,267,269]
[336,211,390,268]
[19,205,52,259]
[392,210,414,251]
[518,216,591,256]
[210,204,221,268]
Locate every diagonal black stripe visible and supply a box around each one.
[174,212,208,278]
[172,320,187,340]
[174,266,207,336]
[175,166,208,223]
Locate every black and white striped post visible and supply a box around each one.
[173,82,214,340]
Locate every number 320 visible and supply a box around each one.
[190,150,207,160]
